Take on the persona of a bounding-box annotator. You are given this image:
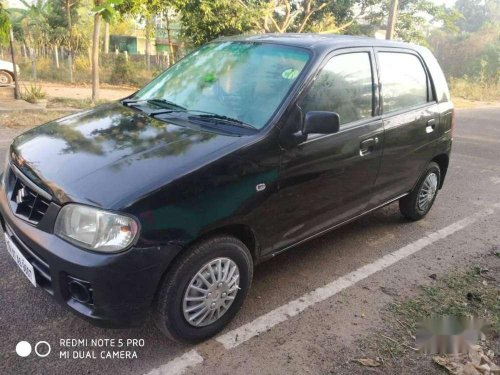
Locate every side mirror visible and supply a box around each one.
[303,111,340,135]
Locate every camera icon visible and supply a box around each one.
[16,341,51,358]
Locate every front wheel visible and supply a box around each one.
[153,236,253,343]
[399,161,441,221]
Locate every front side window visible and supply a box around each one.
[378,52,428,113]
[133,42,310,129]
[301,52,374,126]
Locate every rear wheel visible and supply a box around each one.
[399,162,441,221]
[153,236,253,343]
[0,71,13,86]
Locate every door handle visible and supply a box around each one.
[426,119,436,134]
[360,137,378,156]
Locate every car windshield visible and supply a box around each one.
[132,42,310,129]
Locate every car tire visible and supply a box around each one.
[153,235,253,343]
[0,70,13,86]
[399,161,441,221]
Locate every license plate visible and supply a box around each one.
[4,234,37,287]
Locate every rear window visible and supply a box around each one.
[418,47,450,103]
[378,52,428,113]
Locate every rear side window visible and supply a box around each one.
[301,52,373,126]
[378,52,428,113]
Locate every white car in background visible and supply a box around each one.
[0,59,19,86]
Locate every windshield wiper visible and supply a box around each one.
[188,113,257,130]
[123,101,258,131]
[122,98,186,111]
[146,98,187,111]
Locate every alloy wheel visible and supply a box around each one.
[417,172,438,212]
[183,257,240,327]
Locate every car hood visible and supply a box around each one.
[10,103,245,208]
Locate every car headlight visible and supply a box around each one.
[54,204,139,253]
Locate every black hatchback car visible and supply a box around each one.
[0,34,453,342]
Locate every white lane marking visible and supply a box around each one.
[216,205,498,349]
[144,349,204,375]
[491,177,500,184]
[454,135,500,145]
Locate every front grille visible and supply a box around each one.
[7,167,51,224]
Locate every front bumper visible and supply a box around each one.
[0,172,181,328]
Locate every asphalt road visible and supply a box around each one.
[0,107,499,375]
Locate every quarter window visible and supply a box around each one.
[301,52,374,126]
[378,52,428,113]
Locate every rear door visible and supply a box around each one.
[370,49,440,206]
[269,48,384,253]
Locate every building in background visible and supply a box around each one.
[109,12,181,57]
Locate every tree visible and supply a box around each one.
[455,0,499,33]
[361,0,460,45]
[298,0,372,33]
[428,0,499,85]
[0,2,10,46]
[117,0,176,68]
[9,0,51,79]
[257,0,330,33]
[44,0,83,81]
[91,0,121,102]
[1,2,20,98]
[175,0,375,47]
[174,0,260,46]
[64,0,75,81]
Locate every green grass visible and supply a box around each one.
[390,267,499,335]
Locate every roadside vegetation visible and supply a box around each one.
[17,54,158,88]
[0,0,498,107]
[450,78,500,103]
[351,257,500,373]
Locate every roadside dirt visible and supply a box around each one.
[19,81,136,101]
[452,97,500,109]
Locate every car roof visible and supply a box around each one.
[215,33,421,52]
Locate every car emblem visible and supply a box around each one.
[256,183,266,192]
[16,187,27,204]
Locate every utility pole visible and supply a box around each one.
[386,0,399,40]
[104,21,109,54]
[66,0,74,83]
[9,28,20,100]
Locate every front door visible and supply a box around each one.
[269,49,384,254]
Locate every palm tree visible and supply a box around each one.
[0,2,10,46]
[9,0,51,80]
[0,2,11,46]
[91,0,121,102]
[1,2,20,98]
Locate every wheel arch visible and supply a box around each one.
[195,223,259,262]
[155,222,259,279]
[432,153,449,189]
[151,223,258,308]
